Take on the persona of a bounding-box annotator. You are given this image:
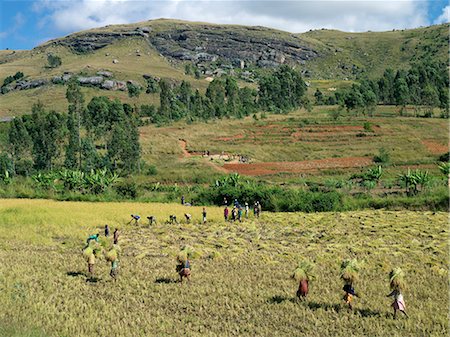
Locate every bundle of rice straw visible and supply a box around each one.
[105,248,120,262]
[340,258,360,284]
[176,245,194,264]
[83,246,94,261]
[389,267,406,291]
[292,261,314,282]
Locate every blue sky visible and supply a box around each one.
[1,0,448,50]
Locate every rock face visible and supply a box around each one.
[42,22,321,68]
[148,26,319,67]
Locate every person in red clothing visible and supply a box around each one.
[297,279,309,299]
[224,206,229,221]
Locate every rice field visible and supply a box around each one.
[0,199,448,336]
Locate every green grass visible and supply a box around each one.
[0,199,447,336]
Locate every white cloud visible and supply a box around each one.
[35,0,430,35]
[434,5,449,24]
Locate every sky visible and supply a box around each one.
[0,0,448,50]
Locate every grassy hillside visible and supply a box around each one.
[0,20,447,116]
[0,199,447,336]
[301,24,449,79]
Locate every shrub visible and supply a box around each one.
[363,122,373,132]
[438,152,449,162]
[115,181,138,199]
[47,54,62,68]
[373,147,390,164]
[146,165,157,176]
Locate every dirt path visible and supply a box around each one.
[178,139,191,158]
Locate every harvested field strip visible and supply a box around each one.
[422,140,448,155]
[223,156,373,176]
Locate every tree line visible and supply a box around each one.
[314,59,448,116]
[4,79,141,177]
[141,65,309,124]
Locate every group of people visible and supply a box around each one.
[84,225,120,280]
[223,199,262,222]
[294,261,408,319]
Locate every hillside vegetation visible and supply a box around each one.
[0,19,447,116]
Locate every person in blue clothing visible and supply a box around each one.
[86,233,99,245]
[130,214,140,225]
[177,258,191,283]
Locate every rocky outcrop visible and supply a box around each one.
[14,79,48,90]
[41,22,321,68]
[148,26,319,67]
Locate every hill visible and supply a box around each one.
[0,19,447,116]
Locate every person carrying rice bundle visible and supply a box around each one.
[340,259,360,310]
[292,261,314,300]
[83,242,102,277]
[106,245,121,281]
[387,267,409,319]
[176,246,193,284]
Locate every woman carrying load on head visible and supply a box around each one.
[387,267,409,319]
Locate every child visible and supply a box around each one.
[202,207,207,223]
[387,268,408,319]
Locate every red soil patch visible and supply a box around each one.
[422,140,448,155]
[179,139,191,158]
[223,157,373,176]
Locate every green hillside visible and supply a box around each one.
[0,19,447,116]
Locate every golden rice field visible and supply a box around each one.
[0,199,448,336]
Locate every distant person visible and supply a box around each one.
[104,225,110,237]
[224,206,229,222]
[257,201,262,217]
[87,251,96,276]
[177,257,191,284]
[184,213,192,224]
[130,214,140,225]
[234,199,239,207]
[170,215,178,224]
[237,207,243,222]
[113,228,119,245]
[86,233,99,245]
[202,207,207,223]
[253,202,258,218]
[181,195,185,205]
[147,216,156,225]
[343,284,359,310]
[110,258,119,281]
[231,206,237,222]
[245,202,249,218]
[223,197,228,206]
